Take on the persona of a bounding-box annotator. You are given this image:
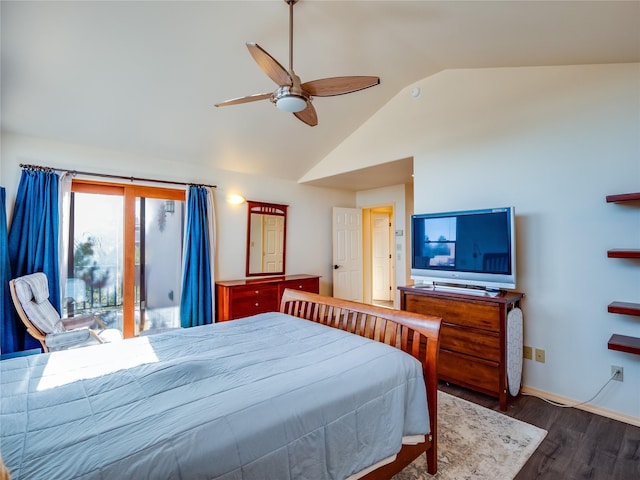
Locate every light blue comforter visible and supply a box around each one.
[1,312,429,479]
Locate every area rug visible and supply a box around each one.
[393,391,547,480]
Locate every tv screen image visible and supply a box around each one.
[411,207,516,290]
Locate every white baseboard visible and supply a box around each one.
[521,385,640,428]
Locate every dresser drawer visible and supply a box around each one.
[229,285,278,300]
[404,294,500,331]
[279,278,320,294]
[440,324,500,362]
[232,295,279,318]
[439,349,500,394]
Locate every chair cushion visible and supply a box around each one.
[14,276,64,334]
[20,272,50,304]
[45,329,96,351]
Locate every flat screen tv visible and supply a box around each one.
[410,207,516,290]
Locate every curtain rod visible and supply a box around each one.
[19,163,217,189]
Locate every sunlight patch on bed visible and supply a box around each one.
[37,338,159,391]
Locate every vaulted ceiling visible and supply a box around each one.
[2,1,639,189]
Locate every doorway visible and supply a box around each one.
[331,178,413,308]
[363,206,395,308]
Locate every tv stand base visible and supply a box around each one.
[414,282,502,297]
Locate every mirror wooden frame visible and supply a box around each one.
[246,201,288,277]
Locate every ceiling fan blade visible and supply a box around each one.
[294,102,318,127]
[246,42,292,87]
[301,76,380,97]
[214,92,272,107]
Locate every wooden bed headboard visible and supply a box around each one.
[280,288,442,477]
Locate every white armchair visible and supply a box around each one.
[9,272,122,352]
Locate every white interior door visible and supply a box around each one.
[332,207,363,301]
[372,212,391,301]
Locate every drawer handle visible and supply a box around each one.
[255,303,259,307]
[255,290,259,294]
[298,285,303,289]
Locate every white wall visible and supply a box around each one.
[308,63,640,421]
[0,133,355,295]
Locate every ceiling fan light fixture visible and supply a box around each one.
[276,94,307,113]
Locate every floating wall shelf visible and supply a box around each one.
[606,192,640,356]
[608,334,640,355]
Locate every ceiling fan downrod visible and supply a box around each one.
[287,0,298,74]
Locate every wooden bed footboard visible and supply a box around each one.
[280,289,442,477]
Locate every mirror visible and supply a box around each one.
[246,201,287,277]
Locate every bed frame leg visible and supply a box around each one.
[426,446,437,475]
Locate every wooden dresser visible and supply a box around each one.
[216,274,320,322]
[399,285,524,410]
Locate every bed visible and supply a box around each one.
[1,289,441,480]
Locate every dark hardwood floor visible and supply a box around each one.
[438,382,640,480]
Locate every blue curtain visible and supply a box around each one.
[180,186,213,328]
[0,187,19,353]
[8,169,60,351]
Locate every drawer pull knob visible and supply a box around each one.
[255,303,259,307]
[298,285,303,289]
[255,290,259,294]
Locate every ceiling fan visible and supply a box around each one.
[214,0,380,127]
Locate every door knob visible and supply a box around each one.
[333,264,343,269]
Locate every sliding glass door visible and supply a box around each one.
[66,181,185,337]
[135,196,184,334]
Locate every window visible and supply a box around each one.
[65,181,185,338]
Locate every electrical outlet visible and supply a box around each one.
[523,346,533,360]
[611,365,624,382]
[535,348,545,363]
